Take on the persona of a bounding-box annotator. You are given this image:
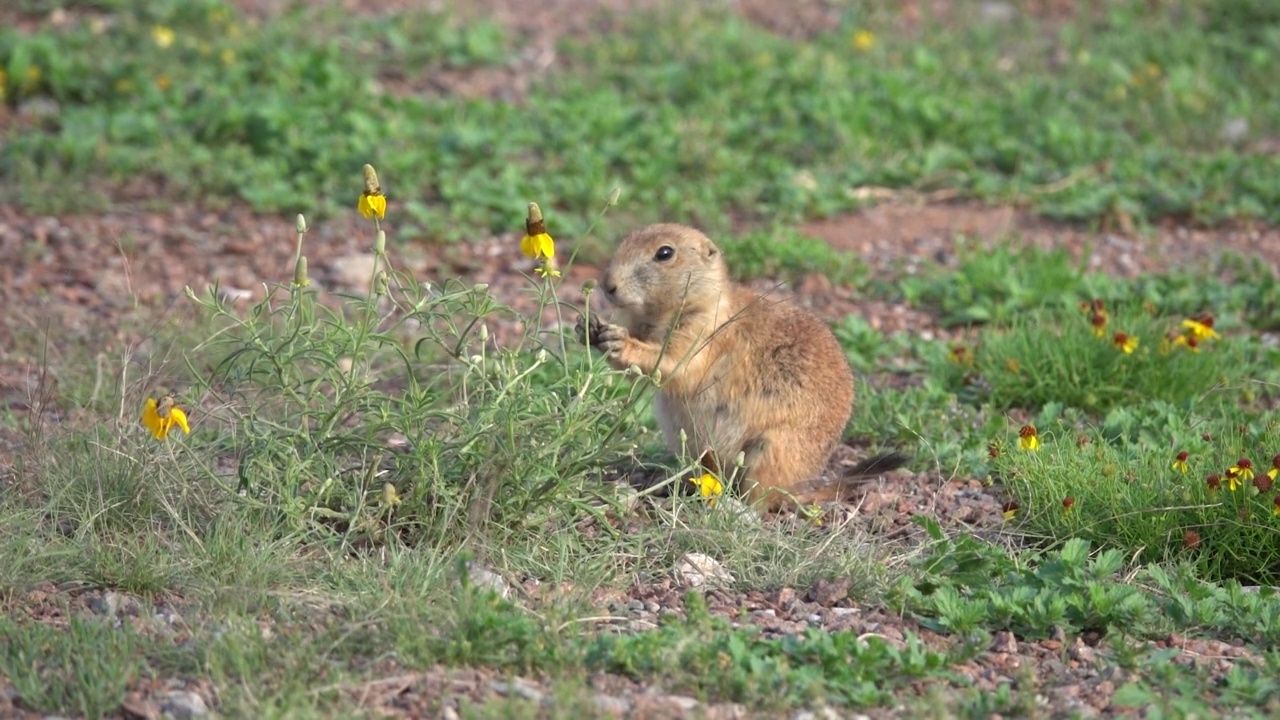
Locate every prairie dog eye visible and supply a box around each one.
[654,245,675,262]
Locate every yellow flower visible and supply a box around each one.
[1181,318,1219,341]
[947,345,974,367]
[0,68,7,101]
[1112,331,1138,354]
[140,395,190,440]
[521,202,559,278]
[1018,425,1040,451]
[358,164,386,219]
[1225,469,1241,492]
[1230,458,1255,483]
[1171,451,1189,474]
[220,48,236,66]
[852,29,876,52]
[521,232,555,262]
[1090,310,1109,338]
[1001,501,1019,520]
[358,192,386,220]
[1269,455,1280,481]
[1273,495,1280,517]
[151,25,176,49]
[1173,334,1200,353]
[691,472,724,506]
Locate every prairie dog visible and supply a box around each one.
[579,223,903,509]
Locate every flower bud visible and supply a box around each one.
[733,451,746,468]
[292,255,310,288]
[382,482,401,507]
[651,369,662,384]
[373,229,386,255]
[606,186,622,207]
[374,270,389,296]
[478,323,489,343]
[295,213,307,234]
[469,355,483,366]
[536,348,548,364]
[472,282,489,294]
[525,202,546,236]
[362,164,381,195]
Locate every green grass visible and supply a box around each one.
[4,0,1280,234]
[5,0,1280,717]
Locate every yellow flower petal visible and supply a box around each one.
[1181,319,1220,341]
[690,472,724,507]
[358,192,386,220]
[521,232,555,261]
[141,397,165,439]
[169,406,190,435]
[141,396,190,441]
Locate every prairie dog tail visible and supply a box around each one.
[788,451,911,506]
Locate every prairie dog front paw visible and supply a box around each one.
[594,322,630,360]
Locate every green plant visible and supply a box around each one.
[585,591,972,710]
[180,187,647,547]
[939,301,1251,413]
[0,615,144,718]
[994,410,1280,585]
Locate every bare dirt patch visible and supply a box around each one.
[803,199,1280,279]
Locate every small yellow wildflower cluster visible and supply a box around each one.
[1202,454,1280,516]
[140,394,190,440]
[1079,299,1142,354]
[1161,313,1220,355]
[520,202,560,279]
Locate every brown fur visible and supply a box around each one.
[579,223,900,509]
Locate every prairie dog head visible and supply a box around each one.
[599,224,729,333]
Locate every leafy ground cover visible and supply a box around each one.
[3,0,1280,717]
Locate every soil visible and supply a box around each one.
[2,1,1278,718]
